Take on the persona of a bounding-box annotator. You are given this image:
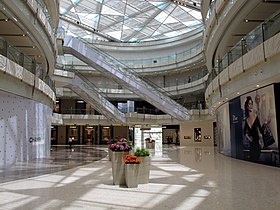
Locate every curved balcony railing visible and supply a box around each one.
[57,62,208,90]
[204,0,238,48]
[120,43,203,68]
[207,10,280,85]
[61,41,204,70]
[26,0,56,44]
[0,37,55,91]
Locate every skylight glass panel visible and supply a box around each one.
[182,20,201,27]
[60,0,203,42]
[164,16,179,24]
[155,11,169,23]
[123,25,130,30]
[152,31,161,37]
[71,0,80,4]
[106,31,122,40]
[188,10,202,20]
[60,8,68,15]
[180,7,192,12]
[150,2,170,10]
[101,5,124,16]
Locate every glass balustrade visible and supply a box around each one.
[0,37,55,92]
[26,0,56,42]
[209,10,280,84]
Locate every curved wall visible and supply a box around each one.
[0,0,57,167]
[0,90,52,168]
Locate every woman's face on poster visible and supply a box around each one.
[247,100,253,112]
[255,94,260,104]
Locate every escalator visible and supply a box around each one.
[63,35,191,121]
[65,72,126,123]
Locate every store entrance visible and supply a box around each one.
[84,126,96,145]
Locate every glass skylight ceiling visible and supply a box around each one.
[59,0,202,42]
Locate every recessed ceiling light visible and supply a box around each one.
[256,84,260,87]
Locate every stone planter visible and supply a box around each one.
[146,141,155,149]
[108,149,112,161]
[112,151,129,185]
[125,164,140,188]
[138,156,151,184]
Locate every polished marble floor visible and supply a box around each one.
[0,145,279,210]
[0,146,107,183]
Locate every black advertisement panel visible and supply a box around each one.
[240,85,278,165]
[229,97,243,159]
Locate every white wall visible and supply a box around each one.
[0,90,52,168]
[180,120,214,146]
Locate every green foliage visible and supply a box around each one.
[134,148,150,157]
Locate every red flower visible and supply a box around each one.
[124,154,141,164]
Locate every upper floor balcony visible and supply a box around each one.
[205,10,280,112]
[0,37,55,103]
[203,0,280,72]
[0,0,59,75]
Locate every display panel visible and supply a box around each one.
[239,85,278,164]
[216,102,231,156]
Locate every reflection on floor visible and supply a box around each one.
[0,146,107,183]
[0,145,279,210]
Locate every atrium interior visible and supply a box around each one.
[0,0,280,209]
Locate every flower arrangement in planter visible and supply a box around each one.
[134,148,151,184]
[110,138,132,185]
[124,154,141,164]
[124,154,141,188]
[134,148,150,157]
[109,138,132,152]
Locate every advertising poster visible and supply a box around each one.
[240,85,278,165]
